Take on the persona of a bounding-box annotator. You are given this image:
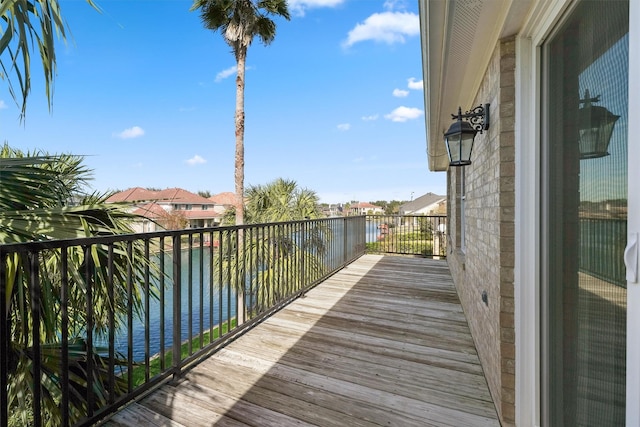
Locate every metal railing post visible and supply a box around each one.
[301,221,306,289]
[172,234,182,378]
[28,252,42,426]
[343,217,348,266]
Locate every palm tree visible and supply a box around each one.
[1,144,155,425]
[192,0,290,226]
[0,0,99,118]
[218,178,327,315]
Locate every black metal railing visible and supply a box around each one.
[579,217,626,287]
[365,215,447,258]
[0,216,366,427]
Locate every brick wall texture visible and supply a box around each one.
[446,37,516,426]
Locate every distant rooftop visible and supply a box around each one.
[400,192,446,212]
[107,187,215,205]
[209,192,236,206]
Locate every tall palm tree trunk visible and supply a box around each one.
[234,46,247,324]
[234,47,246,227]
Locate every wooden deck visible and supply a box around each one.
[105,255,499,427]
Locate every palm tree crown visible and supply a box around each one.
[245,178,323,223]
[194,0,289,59]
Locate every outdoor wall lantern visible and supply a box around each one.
[578,89,620,159]
[444,103,490,167]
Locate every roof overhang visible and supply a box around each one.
[419,0,533,171]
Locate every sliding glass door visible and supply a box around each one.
[542,1,629,425]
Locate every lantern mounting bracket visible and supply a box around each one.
[450,104,490,134]
[579,89,600,106]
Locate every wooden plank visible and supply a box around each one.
[212,343,495,412]
[139,387,253,427]
[142,385,313,427]
[265,315,477,354]
[243,322,484,374]
[177,370,382,427]
[104,402,188,427]
[284,301,472,335]
[274,307,475,345]
[229,325,486,380]
[186,353,447,427]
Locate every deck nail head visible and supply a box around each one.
[481,290,488,306]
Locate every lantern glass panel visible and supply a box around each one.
[445,121,476,166]
[578,105,620,159]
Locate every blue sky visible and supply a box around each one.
[0,0,445,204]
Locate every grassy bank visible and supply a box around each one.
[131,318,237,386]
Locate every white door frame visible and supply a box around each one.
[515,2,573,424]
[625,0,640,424]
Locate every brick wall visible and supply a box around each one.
[446,37,516,426]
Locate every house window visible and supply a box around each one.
[542,1,628,425]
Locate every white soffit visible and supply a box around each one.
[422,0,532,171]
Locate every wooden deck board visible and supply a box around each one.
[105,255,500,427]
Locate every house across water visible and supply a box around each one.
[107,187,231,231]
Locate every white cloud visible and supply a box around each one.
[384,106,423,122]
[393,88,409,98]
[408,77,423,90]
[288,0,345,16]
[337,123,351,131]
[383,0,403,10]
[0,100,7,109]
[186,155,206,165]
[342,12,419,48]
[362,114,379,121]
[384,0,412,11]
[114,126,145,139]
[215,66,237,82]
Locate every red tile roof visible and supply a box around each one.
[107,187,214,205]
[132,202,167,219]
[209,192,236,206]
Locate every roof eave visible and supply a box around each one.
[420,0,533,172]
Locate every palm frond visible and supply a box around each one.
[0,0,100,118]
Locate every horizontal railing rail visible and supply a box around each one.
[0,216,366,427]
[364,214,447,258]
